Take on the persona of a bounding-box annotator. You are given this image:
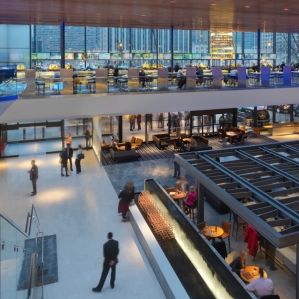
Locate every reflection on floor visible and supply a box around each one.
[105,158,296,299]
[3,138,86,156]
[0,152,165,299]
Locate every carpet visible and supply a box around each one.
[17,234,58,290]
[102,135,277,166]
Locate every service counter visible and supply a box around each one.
[265,122,299,136]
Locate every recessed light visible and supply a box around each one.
[210,3,216,5]
[244,6,250,8]
[141,14,146,16]
[284,8,289,10]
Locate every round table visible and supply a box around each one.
[169,191,186,200]
[240,266,268,283]
[182,138,191,143]
[226,131,237,143]
[203,226,224,239]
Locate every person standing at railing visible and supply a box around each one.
[28,160,38,196]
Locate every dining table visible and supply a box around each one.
[169,191,186,206]
[240,266,267,283]
[203,225,224,242]
[226,131,237,143]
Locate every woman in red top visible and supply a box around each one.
[183,186,197,212]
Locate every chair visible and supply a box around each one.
[253,127,261,136]
[186,199,198,222]
[232,211,247,241]
[260,295,280,299]
[174,141,182,152]
[233,134,245,145]
[219,220,231,252]
[197,221,206,234]
[131,137,143,149]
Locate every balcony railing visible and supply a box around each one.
[0,66,298,100]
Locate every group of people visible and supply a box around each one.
[129,114,152,131]
[174,134,198,152]
[59,143,83,176]
[230,250,274,298]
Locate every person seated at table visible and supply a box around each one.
[177,67,186,89]
[196,66,204,85]
[113,67,119,84]
[245,267,274,298]
[174,62,180,72]
[139,69,146,87]
[175,176,189,192]
[183,186,197,213]
[174,134,185,151]
[189,137,198,151]
[230,250,247,276]
[233,131,247,144]
[110,136,119,151]
[125,142,131,151]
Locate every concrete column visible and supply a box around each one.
[92,116,102,166]
[197,182,205,223]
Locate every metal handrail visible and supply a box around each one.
[36,232,44,299]
[26,252,36,299]
[28,204,41,236]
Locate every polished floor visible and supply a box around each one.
[0,151,165,299]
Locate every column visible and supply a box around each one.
[92,116,102,165]
[297,244,299,299]
[253,106,258,127]
[171,26,174,71]
[61,22,65,69]
[290,105,294,122]
[257,29,261,72]
[288,33,291,65]
[197,182,204,223]
[118,116,123,143]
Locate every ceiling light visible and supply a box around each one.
[244,6,250,8]
[284,8,289,10]
[141,14,146,16]
[210,3,216,5]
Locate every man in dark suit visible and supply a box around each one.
[27,160,38,196]
[230,250,247,276]
[92,232,119,292]
[66,143,73,171]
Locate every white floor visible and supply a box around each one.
[0,151,165,299]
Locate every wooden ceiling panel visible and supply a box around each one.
[0,0,299,32]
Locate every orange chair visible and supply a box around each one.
[219,220,231,252]
[253,127,260,136]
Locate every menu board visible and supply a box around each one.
[173,54,183,59]
[65,53,74,60]
[184,54,192,59]
[143,53,153,59]
[121,53,132,59]
[192,54,201,59]
[201,53,211,59]
[133,54,143,60]
[74,53,87,60]
[50,53,61,59]
[111,53,121,60]
[98,53,110,59]
[163,54,171,59]
[37,53,50,59]
[87,53,99,60]
[31,53,37,60]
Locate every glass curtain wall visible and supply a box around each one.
[25,25,299,69]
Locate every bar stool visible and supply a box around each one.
[36,81,45,95]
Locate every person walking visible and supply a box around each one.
[85,127,91,150]
[60,148,69,177]
[75,145,83,173]
[92,232,119,293]
[28,160,38,196]
[129,115,135,131]
[66,143,73,171]
[136,114,141,130]
[118,182,135,222]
